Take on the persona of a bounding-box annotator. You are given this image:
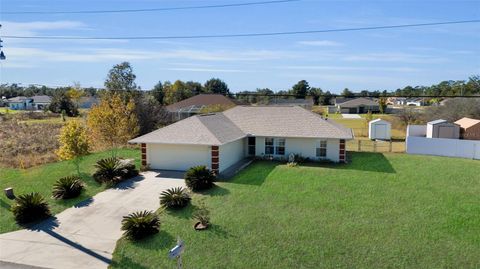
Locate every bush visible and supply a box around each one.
[121,210,160,240]
[185,166,216,191]
[160,187,191,209]
[193,201,210,226]
[52,176,84,199]
[93,157,138,184]
[11,193,51,224]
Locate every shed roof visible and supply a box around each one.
[369,118,391,125]
[454,117,480,129]
[427,119,447,125]
[130,106,353,145]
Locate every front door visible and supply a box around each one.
[247,137,256,156]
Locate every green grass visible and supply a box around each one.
[0,148,140,234]
[111,153,479,269]
[0,107,22,114]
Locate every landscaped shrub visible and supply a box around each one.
[184,166,216,191]
[11,192,51,224]
[159,187,191,209]
[93,157,138,184]
[193,201,210,230]
[121,210,160,240]
[118,159,139,179]
[52,176,84,199]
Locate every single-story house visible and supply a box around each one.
[166,94,240,121]
[426,119,460,139]
[130,106,353,174]
[455,117,480,140]
[386,97,407,106]
[336,97,379,114]
[7,95,52,110]
[406,98,425,106]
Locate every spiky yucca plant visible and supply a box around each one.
[184,166,216,191]
[52,176,84,199]
[11,192,51,224]
[121,211,160,240]
[93,157,121,183]
[160,187,191,209]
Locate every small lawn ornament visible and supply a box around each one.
[4,187,15,200]
[288,153,295,163]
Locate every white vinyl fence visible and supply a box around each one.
[406,125,480,160]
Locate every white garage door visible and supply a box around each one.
[147,144,210,171]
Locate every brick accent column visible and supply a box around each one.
[211,146,219,174]
[339,139,346,163]
[141,143,147,166]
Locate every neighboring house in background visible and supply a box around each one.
[7,95,52,110]
[386,97,407,106]
[130,106,353,174]
[335,97,379,113]
[426,119,460,139]
[333,97,354,106]
[455,117,480,140]
[368,119,392,140]
[267,97,314,110]
[406,98,425,106]
[166,94,240,121]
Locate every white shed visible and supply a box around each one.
[368,119,391,140]
[426,119,460,139]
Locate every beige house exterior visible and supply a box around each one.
[130,106,353,174]
[455,117,480,140]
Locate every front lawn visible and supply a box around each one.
[111,152,479,268]
[0,148,140,234]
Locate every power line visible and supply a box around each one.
[2,19,479,40]
[2,0,299,15]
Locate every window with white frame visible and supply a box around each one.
[275,138,286,155]
[265,138,274,155]
[316,140,327,158]
[265,138,285,155]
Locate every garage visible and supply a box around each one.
[146,143,211,171]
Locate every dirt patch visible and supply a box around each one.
[0,117,62,168]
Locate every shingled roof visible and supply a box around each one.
[337,97,378,108]
[130,106,353,145]
[166,94,239,112]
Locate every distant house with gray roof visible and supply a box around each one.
[130,106,353,174]
[7,95,52,110]
[335,97,379,114]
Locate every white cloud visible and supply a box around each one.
[4,47,296,64]
[2,20,88,36]
[297,40,344,47]
[343,52,447,64]
[278,65,421,72]
[166,67,249,73]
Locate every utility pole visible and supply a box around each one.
[0,24,5,60]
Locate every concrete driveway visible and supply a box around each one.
[341,114,362,119]
[0,171,185,269]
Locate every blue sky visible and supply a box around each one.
[0,0,479,93]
